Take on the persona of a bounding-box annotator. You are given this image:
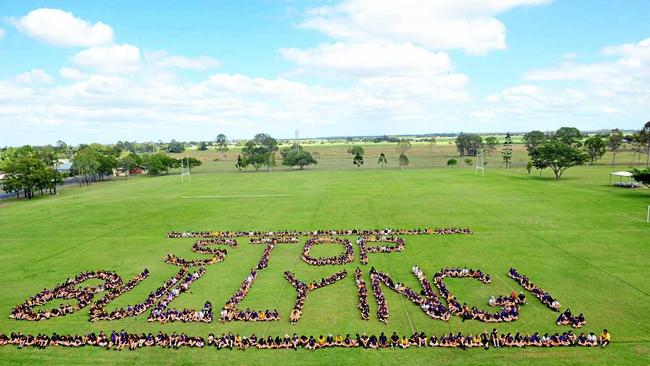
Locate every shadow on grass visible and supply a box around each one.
[508,174,581,182]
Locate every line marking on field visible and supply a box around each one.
[262,242,302,339]
[455,193,650,299]
[384,252,416,334]
[181,194,291,199]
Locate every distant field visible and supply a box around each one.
[0,153,648,365]
[175,141,648,173]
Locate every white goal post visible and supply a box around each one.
[475,148,485,176]
[647,206,650,223]
[181,156,191,183]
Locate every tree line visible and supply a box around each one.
[454,122,650,179]
[0,142,202,199]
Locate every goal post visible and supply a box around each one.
[181,156,191,183]
[475,148,485,176]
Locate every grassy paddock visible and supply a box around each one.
[174,142,649,173]
[0,162,648,365]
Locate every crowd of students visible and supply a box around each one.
[219,269,279,322]
[0,329,611,350]
[249,237,299,245]
[89,269,185,321]
[148,269,209,323]
[164,253,224,267]
[412,266,450,321]
[508,268,561,311]
[257,243,276,269]
[369,268,389,323]
[301,237,354,266]
[192,238,238,254]
[556,309,587,328]
[220,239,284,322]
[357,236,405,264]
[369,267,450,323]
[354,268,370,320]
[285,270,348,324]
[167,227,473,239]
[488,293,526,307]
[11,270,124,321]
[432,268,523,323]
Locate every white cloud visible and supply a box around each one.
[280,41,469,103]
[280,42,452,76]
[15,69,53,84]
[524,37,650,100]
[0,28,5,39]
[301,0,550,55]
[72,44,141,74]
[10,8,114,47]
[145,51,221,70]
[59,67,85,80]
[472,38,650,131]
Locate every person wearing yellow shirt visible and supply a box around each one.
[599,329,611,347]
[400,336,410,348]
[473,334,481,347]
[335,334,343,345]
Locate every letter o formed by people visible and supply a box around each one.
[301,237,354,265]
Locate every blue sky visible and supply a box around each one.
[0,0,649,145]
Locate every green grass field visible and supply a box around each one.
[1,151,649,365]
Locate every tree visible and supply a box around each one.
[628,133,644,166]
[631,168,650,188]
[377,153,388,168]
[502,133,513,169]
[523,130,547,154]
[455,133,482,156]
[1,146,49,199]
[530,138,588,179]
[181,157,202,172]
[447,158,458,167]
[72,146,100,185]
[117,153,140,178]
[583,135,607,164]
[353,152,364,168]
[254,133,278,172]
[607,129,624,167]
[55,140,73,159]
[141,152,178,176]
[348,146,365,168]
[396,139,411,156]
[484,136,499,159]
[526,161,533,175]
[280,144,302,160]
[398,154,409,169]
[639,121,650,167]
[427,137,436,160]
[198,141,208,151]
[215,134,229,155]
[554,127,583,147]
[241,141,266,171]
[167,140,185,153]
[96,152,118,181]
[240,134,278,172]
[282,148,318,169]
[347,145,365,156]
[235,155,247,171]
